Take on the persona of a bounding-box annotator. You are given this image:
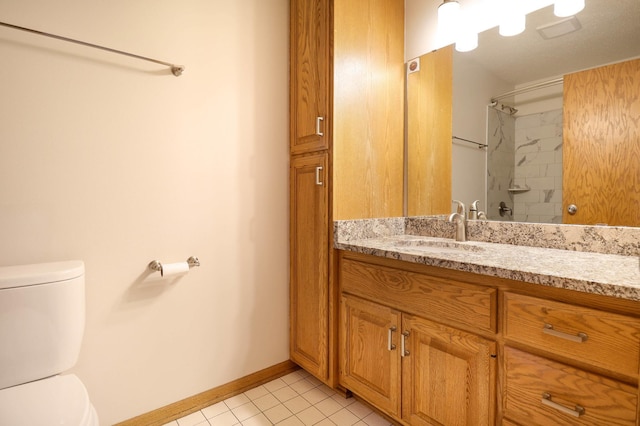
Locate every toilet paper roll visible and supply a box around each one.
[161,262,190,277]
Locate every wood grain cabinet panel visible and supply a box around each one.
[402,314,496,426]
[290,0,330,154]
[340,257,496,333]
[504,346,638,426]
[563,58,640,226]
[340,294,402,417]
[290,153,330,380]
[338,256,497,425]
[289,0,405,387]
[504,292,640,378]
[406,47,453,217]
[337,253,640,426]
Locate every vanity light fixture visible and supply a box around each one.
[438,0,461,31]
[554,0,585,17]
[455,31,478,52]
[455,13,478,52]
[499,3,526,37]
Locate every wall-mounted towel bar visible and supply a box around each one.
[452,136,488,149]
[0,21,184,76]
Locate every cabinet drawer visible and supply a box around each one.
[504,347,638,426]
[504,292,640,377]
[340,258,496,333]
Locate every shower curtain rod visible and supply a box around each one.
[0,21,184,76]
[491,77,563,102]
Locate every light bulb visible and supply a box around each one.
[456,32,478,52]
[499,12,525,36]
[554,0,585,17]
[438,0,461,29]
[455,14,477,52]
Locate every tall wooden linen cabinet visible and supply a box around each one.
[289,0,405,386]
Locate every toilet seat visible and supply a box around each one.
[0,374,98,425]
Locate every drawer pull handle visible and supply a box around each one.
[542,392,585,417]
[388,326,397,351]
[543,324,588,343]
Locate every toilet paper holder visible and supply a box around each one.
[148,256,200,273]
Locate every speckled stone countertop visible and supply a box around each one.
[334,217,640,302]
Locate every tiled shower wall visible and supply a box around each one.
[513,109,563,223]
[486,107,515,221]
[487,107,563,223]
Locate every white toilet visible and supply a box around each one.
[0,261,99,425]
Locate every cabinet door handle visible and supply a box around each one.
[541,392,585,417]
[388,326,397,351]
[315,166,323,186]
[543,324,588,343]
[401,331,410,357]
[316,116,324,136]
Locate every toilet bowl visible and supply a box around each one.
[0,374,98,425]
[0,261,99,425]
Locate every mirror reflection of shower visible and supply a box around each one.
[486,81,564,223]
[489,100,518,116]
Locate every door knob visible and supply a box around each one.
[567,204,578,215]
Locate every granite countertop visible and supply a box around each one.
[334,218,640,302]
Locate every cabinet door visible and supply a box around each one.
[290,0,331,154]
[401,314,496,426]
[290,153,329,380]
[340,294,402,418]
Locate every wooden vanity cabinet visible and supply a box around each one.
[338,251,640,426]
[502,292,640,426]
[289,0,404,387]
[339,253,497,425]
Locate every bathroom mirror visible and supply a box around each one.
[410,0,640,226]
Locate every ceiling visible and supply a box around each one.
[460,0,640,86]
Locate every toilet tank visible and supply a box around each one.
[0,261,85,390]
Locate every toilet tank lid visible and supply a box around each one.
[0,261,84,290]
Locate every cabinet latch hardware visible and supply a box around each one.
[316,116,324,136]
[388,326,397,351]
[315,166,324,186]
[401,331,410,357]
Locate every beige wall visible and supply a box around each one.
[0,1,289,424]
[452,52,512,213]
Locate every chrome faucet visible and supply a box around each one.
[468,200,487,220]
[448,200,467,242]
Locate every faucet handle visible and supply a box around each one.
[470,200,480,211]
[452,200,466,215]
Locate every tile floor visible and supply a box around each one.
[163,369,393,426]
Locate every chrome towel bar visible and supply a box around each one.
[0,20,185,76]
[452,136,488,149]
